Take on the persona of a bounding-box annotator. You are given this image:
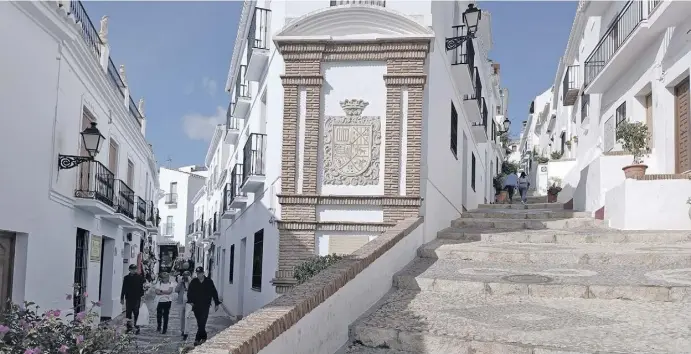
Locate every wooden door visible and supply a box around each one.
[675,78,691,173]
[0,233,14,313]
[108,140,118,176]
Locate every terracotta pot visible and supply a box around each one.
[498,191,509,204]
[622,164,648,179]
[547,193,558,203]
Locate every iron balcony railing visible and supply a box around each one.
[562,65,580,106]
[481,97,488,128]
[247,7,271,65]
[206,220,212,237]
[529,100,535,114]
[330,0,385,5]
[222,183,230,213]
[450,25,475,77]
[135,196,146,225]
[187,223,194,235]
[66,1,102,57]
[163,223,174,236]
[107,58,125,97]
[231,164,246,202]
[226,106,241,131]
[242,134,267,184]
[115,180,135,219]
[464,67,482,112]
[213,212,218,232]
[128,96,143,125]
[164,193,178,205]
[74,160,115,206]
[584,0,645,86]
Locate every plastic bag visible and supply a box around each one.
[184,303,193,334]
[136,302,149,327]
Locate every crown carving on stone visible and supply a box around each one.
[340,99,369,117]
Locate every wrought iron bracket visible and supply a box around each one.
[58,154,92,170]
[445,35,471,51]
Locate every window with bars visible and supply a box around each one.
[73,229,89,314]
[615,102,627,128]
[471,153,476,192]
[251,229,264,291]
[451,102,458,158]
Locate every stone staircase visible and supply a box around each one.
[342,196,691,353]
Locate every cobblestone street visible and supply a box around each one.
[121,293,234,353]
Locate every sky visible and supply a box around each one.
[83,1,577,167]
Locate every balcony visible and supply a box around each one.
[162,223,174,237]
[462,67,483,123]
[164,192,178,206]
[225,102,242,144]
[471,98,489,143]
[146,201,160,232]
[187,223,194,236]
[74,160,115,215]
[128,96,143,127]
[135,196,146,226]
[450,26,476,97]
[233,65,252,119]
[583,0,691,94]
[562,65,579,106]
[101,179,139,228]
[230,164,249,208]
[212,212,221,237]
[245,7,271,82]
[241,134,267,193]
[330,0,385,5]
[106,58,125,98]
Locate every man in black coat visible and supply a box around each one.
[186,266,221,346]
[120,264,145,334]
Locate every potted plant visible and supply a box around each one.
[565,139,572,149]
[572,135,579,144]
[616,121,650,178]
[550,151,563,160]
[536,155,549,164]
[493,175,506,203]
[547,177,562,203]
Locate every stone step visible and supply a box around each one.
[351,289,691,353]
[419,239,691,266]
[343,345,414,354]
[451,217,601,230]
[461,210,588,220]
[437,227,691,244]
[393,258,691,302]
[478,202,565,210]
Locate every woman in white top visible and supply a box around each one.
[154,272,176,334]
[175,270,192,340]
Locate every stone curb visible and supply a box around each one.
[190,217,423,354]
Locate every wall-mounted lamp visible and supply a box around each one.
[445,4,482,51]
[499,117,511,135]
[57,122,105,170]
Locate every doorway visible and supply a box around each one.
[73,229,89,314]
[237,238,247,318]
[461,133,468,208]
[0,232,15,313]
[675,77,690,173]
[220,249,226,301]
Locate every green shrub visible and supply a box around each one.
[294,254,344,284]
[550,151,563,160]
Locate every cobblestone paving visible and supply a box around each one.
[119,294,234,353]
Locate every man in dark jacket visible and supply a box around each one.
[186,266,221,346]
[121,264,145,334]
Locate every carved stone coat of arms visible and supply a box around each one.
[323,99,382,186]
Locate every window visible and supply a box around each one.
[471,153,476,191]
[491,120,496,142]
[165,216,174,235]
[126,160,135,187]
[496,157,499,175]
[645,93,653,145]
[251,229,264,291]
[450,102,458,158]
[615,102,627,128]
[580,94,590,123]
[108,140,119,175]
[169,182,177,194]
[229,244,235,284]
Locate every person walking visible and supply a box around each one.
[186,266,222,346]
[175,270,192,340]
[518,172,531,204]
[503,171,519,203]
[154,272,176,334]
[120,264,145,334]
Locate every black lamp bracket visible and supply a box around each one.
[445,33,474,51]
[58,154,92,170]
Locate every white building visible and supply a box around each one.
[0,1,161,319]
[182,0,511,320]
[519,0,691,228]
[157,165,207,246]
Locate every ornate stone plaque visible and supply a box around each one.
[323,99,381,185]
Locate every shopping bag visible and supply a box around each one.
[184,304,193,334]
[136,302,149,326]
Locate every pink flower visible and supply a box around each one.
[58,345,68,353]
[24,348,40,354]
[75,312,86,321]
[76,335,84,345]
[0,325,9,334]
[53,309,61,317]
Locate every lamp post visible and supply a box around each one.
[445,4,482,51]
[501,117,511,134]
[57,122,105,170]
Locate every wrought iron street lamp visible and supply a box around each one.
[57,122,105,170]
[445,4,482,51]
[502,117,511,132]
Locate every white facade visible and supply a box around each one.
[180,0,511,320]
[519,0,691,229]
[157,165,206,245]
[0,1,160,318]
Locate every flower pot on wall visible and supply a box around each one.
[547,193,558,203]
[497,191,509,204]
[622,164,648,179]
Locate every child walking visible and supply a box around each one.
[175,270,192,340]
[154,272,176,334]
